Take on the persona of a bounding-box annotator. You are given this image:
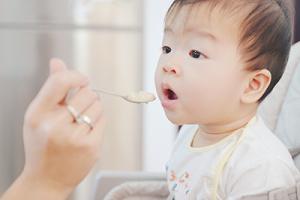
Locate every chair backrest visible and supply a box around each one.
[259,42,300,170]
[295,0,300,43]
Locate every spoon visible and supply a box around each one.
[93,89,156,104]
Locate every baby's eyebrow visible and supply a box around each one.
[185,28,217,42]
[164,26,216,42]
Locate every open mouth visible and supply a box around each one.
[163,88,178,100]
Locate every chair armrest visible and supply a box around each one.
[103,181,169,200]
[241,182,300,200]
[93,171,167,200]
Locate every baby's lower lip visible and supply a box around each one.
[161,96,178,110]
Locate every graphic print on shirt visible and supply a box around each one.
[168,169,191,195]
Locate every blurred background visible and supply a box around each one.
[0,0,299,199]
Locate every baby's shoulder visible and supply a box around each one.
[221,118,300,195]
[227,116,297,175]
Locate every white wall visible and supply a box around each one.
[142,0,177,172]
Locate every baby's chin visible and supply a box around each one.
[164,111,189,126]
[164,110,209,126]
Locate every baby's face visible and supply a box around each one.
[155,3,249,125]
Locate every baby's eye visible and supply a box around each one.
[189,50,203,59]
[162,46,172,54]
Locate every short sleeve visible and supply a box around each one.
[226,159,298,199]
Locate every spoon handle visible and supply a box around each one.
[93,89,125,98]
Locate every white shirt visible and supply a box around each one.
[166,116,300,200]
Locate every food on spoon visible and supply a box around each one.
[126,91,156,103]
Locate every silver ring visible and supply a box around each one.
[66,105,93,130]
[66,105,80,122]
[77,115,93,130]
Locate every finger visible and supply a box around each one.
[88,114,106,147]
[49,58,67,75]
[74,99,104,135]
[64,87,99,123]
[65,87,81,105]
[35,70,89,110]
[88,103,106,144]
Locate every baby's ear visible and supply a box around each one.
[241,69,272,104]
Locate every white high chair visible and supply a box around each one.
[93,42,300,200]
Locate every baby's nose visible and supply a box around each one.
[163,66,181,75]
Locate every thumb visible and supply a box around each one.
[49,58,67,75]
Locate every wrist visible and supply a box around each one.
[14,171,74,200]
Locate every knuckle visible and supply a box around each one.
[86,89,98,101]
[24,107,43,130]
[77,87,98,102]
[96,111,104,122]
[81,87,90,95]
[94,101,103,112]
[39,118,65,142]
[80,88,98,102]
[70,70,88,82]
[42,123,60,145]
[24,112,39,129]
[94,115,106,127]
[47,131,58,145]
[41,120,56,136]
[51,73,67,87]
[91,91,99,101]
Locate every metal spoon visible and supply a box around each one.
[93,89,156,104]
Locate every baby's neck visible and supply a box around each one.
[199,111,257,135]
[191,111,256,148]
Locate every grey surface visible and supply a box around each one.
[0,0,142,195]
[93,171,166,200]
[0,29,75,194]
[0,2,77,193]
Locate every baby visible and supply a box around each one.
[154,0,300,199]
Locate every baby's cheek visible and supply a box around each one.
[185,80,230,116]
[183,85,217,117]
[154,67,162,87]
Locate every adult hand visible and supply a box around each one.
[1,58,106,200]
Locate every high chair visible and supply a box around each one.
[93,42,300,200]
